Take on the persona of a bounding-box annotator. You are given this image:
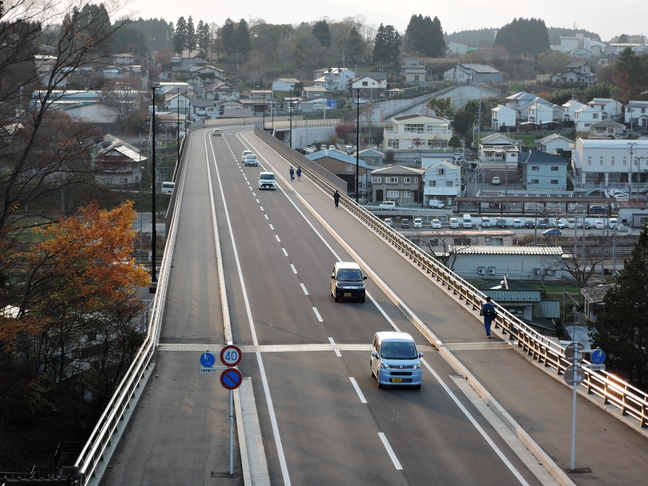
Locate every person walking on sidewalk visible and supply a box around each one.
[333,189,340,208]
[296,166,302,181]
[289,166,295,181]
[480,296,497,338]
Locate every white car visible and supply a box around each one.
[513,218,523,228]
[595,220,605,229]
[241,149,253,162]
[480,217,492,228]
[243,154,258,166]
[413,218,423,228]
[431,219,442,229]
[609,218,618,229]
[379,201,396,210]
[449,217,460,229]
[492,176,501,185]
[384,218,393,227]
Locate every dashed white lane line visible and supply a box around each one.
[312,307,323,322]
[269,224,275,230]
[290,264,297,274]
[328,337,342,358]
[282,248,288,257]
[378,432,403,470]
[349,377,367,404]
[300,283,309,295]
[275,235,281,243]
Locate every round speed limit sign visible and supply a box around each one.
[220,345,242,367]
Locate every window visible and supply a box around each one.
[600,156,604,165]
[445,180,454,187]
[430,238,439,246]
[437,168,445,175]
[453,237,471,245]
[611,156,615,165]
[551,166,559,171]
[388,139,400,149]
[403,177,411,184]
[551,179,559,184]
[531,166,539,171]
[404,124,424,133]
[362,81,368,87]
[414,177,419,183]
[403,190,411,198]
[587,156,592,165]
[386,177,398,184]
[371,176,382,183]
[531,179,540,184]
[386,190,399,198]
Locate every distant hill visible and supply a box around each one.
[445,28,601,47]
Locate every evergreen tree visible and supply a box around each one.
[312,20,331,47]
[173,16,187,54]
[197,21,211,51]
[339,26,366,66]
[186,16,196,51]
[233,19,252,56]
[494,18,549,56]
[404,14,444,57]
[372,24,401,65]
[429,16,445,57]
[613,48,647,102]
[589,225,648,387]
[221,18,236,55]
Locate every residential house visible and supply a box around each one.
[426,231,516,259]
[272,78,300,92]
[505,91,544,121]
[166,92,192,127]
[422,159,461,206]
[443,64,504,84]
[535,133,573,155]
[299,98,327,113]
[573,105,605,131]
[580,285,614,323]
[188,64,226,93]
[92,134,144,187]
[302,86,330,100]
[350,73,387,99]
[370,165,424,204]
[400,60,427,84]
[526,99,561,124]
[569,48,592,59]
[313,68,355,92]
[571,138,648,189]
[520,151,568,191]
[306,150,372,196]
[382,114,453,151]
[111,53,136,65]
[617,200,648,228]
[550,61,595,85]
[203,82,239,102]
[358,148,385,167]
[31,89,130,125]
[478,134,520,182]
[589,119,625,137]
[491,105,517,131]
[562,99,585,123]
[588,98,623,120]
[624,100,648,128]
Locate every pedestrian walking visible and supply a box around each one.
[480,296,497,338]
[289,166,295,181]
[296,166,302,181]
[333,189,340,208]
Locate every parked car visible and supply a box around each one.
[537,219,549,229]
[491,176,501,185]
[513,218,523,228]
[524,219,535,228]
[431,219,442,229]
[566,218,576,229]
[555,218,567,229]
[481,217,492,228]
[613,192,629,199]
[595,220,605,229]
[384,218,393,227]
[609,218,618,229]
[543,228,562,237]
[589,205,607,214]
[449,217,460,229]
[379,201,396,210]
[413,218,423,228]
[496,218,508,228]
[401,218,410,229]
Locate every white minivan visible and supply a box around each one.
[258,172,276,190]
[462,214,473,228]
[161,181,175,194]
[371,331,423,389]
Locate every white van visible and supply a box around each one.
[371,331,423,389]
[258,172,276,190]
[462,214,473,228]
[161,182,175,195]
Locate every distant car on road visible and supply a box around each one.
[413,218,423,228]
[428,199,445,208]
[491,176,501,185]
[449,217,460,229]
[401,218,410,229]
[431,219,442,229]
[513,218,523,228]
[589,205,607,214]
[380,201,396,210]
[384,218,393,227]
[543,228,562,237]
[595,220,605,229]
[481,217,492,228]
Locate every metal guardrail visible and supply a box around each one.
[254,127,648,432]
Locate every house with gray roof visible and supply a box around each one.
[369,165,424,204]
[443,64,504,84]
[520,151,568,191]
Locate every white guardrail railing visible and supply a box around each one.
[72,127,648,484]
[254,127,648,433]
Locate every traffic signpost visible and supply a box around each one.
[199,346,243,476]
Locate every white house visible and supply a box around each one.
[350,73,387,99]
[382,114,452,151]
[422,159,461,206]
[562,99,585,122]
[446,42,469,56]
[400,60,426,84]
[589,120,625,137]
[272,78,299,92]
[624,100,648,128]
[573,105,605,131]
[587,98,623,121]
[443,64,504,84]
[527,99,561,124]
[491,105,517,130]
[479,134,520,165]
[313,68,355,92]
[536,134,573,154]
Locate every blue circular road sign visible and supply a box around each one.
[590,349,606,364]
[220,368,243,390]
[200,352,216,368]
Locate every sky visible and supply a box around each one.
[120,1,645,43]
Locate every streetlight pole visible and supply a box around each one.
[150,85,161,287]
[628,142,636,197]
[289,87,293,148]
[176,89,181,164]
[356,88,360,203]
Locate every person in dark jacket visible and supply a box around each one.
[333,190,340,207]
[480,296,497,338]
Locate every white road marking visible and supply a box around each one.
[300,283,308,295]
[328,337,342,358]
[269,224,275,231]
[378,432,403,470]
[349,377,367,404]
[290,264,297,274]
[282,248,288,257]
[275,235,281,243]
[312,307,323,322]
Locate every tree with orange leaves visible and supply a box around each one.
[1,201,150,397]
